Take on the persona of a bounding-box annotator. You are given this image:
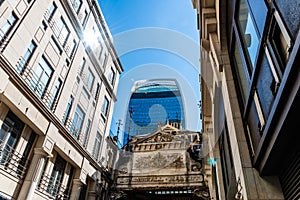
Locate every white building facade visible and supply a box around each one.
[0,0,123,199]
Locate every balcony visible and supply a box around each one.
[0,139,30,180]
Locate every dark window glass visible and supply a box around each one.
[255,54,276,119]
[0,111,24,165]
[101,96,109,117]
[275,0,300,39]
[269,12,291,71]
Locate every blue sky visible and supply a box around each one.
[98,0,201,142]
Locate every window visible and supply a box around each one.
[0,12,17,42]
[48,79,62,109]
[101,96,109,121]
[81,10,88,26]
[70,106,85,139]
[62,96,73,124]
[50,36,62,55]
[233,40,250,105]
[78,58,85,76]
[269,11,292,71]
[93,83,100,100]
[45,2,57,22]
[55,17,70,47]
[46,155,67,197]
[237,0,259,74]
[0,111,24,165]
[70,0,82,13]
[93,133,102,161]
[102,53,108,68]
[84,68,94,91]
[108,68,116,86]
[41,21,47,31]
[30,57,53,98]
[80,119,91,146]
[17,41,36,73]
[68,39,77,57]
[82,86,90,99]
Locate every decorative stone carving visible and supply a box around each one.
[135,152,183,169]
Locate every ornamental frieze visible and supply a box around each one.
[117,174,204,185]
[134,152,184,169]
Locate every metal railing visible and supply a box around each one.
[38,172,70,200]
[0,140,30,179]
[15,58,60,112]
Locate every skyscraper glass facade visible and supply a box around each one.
[123,79,185,145]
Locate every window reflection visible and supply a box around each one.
[233,41,249,105]
[238,0,259,74]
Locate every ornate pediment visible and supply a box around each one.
[130,124,179,146]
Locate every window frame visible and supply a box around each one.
[70,105,85,139]
[45,2,57,22]
[0,12,17,42]
[62,95,74,125]
[84,68,95,91]
[17,40,37,73]
[92,132,102,161]
[30,56,53,98]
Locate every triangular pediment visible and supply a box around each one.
[130,124,179,145]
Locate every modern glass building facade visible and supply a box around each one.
[122,79,185,145]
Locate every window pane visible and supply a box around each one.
[93,133,102,160]
[237,0,259,73]
[45,2,56,22]
[78,58,85,75]
[56,17,70,46]
[0,13,17,41]
[101,96,109,116]
[81,10,88,26]
[70,106,85,138]
[275,0,300,39]
[31,57,53,97]
[233,41,250,104]
[17,41,36,73]
[48,79,62,109]
[62,96,73,124]
[108,68,115,86]
[84,68,94,91]
[68,39,76,57]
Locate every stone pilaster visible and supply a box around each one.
[69,179,84,200]
[17,148,49,200]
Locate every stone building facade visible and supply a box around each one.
[193,0,300,199]
[113,123,209,200]
[0,0,122,199]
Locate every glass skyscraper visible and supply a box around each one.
[123,79,185,145]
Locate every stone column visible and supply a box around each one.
[17,148,49,200]
[69,179,84,200]
[87,180,100,200]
